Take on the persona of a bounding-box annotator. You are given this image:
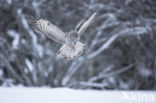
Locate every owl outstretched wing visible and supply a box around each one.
[31,19,67,44]
[77,12,96,37]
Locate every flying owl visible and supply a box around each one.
[31,12,96,60]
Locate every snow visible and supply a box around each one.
[25,59,33,72]
[17,9,43,57]
[6,0,12,5]
[88,34,118,59]
[0,87,155,103]
[0,69,3,77]
[7,30,20,50]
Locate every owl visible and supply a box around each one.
[31,12,96,60]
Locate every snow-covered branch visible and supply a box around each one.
[17,8,43,57]
[88,26,148,59]
[89,64,135,82]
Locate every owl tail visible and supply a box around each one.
[57,42,86,60]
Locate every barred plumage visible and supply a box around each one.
[31,12,96,60]
[34,19,67,44]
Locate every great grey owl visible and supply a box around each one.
[31,12,96,60]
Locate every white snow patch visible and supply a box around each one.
[24,67,28,74]
[0,87,155,103]
[6,0,12,5]
[25,59,33,72]
[32,1,40,16]
[7,30,20,50]
[139,68,152,77]
[0,69,3,77]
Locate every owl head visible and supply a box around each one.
[67,30,79,45]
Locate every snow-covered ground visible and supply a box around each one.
[0,87,155,103]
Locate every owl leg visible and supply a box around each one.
[57,42,85,60]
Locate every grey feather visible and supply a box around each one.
[31,12,96,60]
[75,19,85,32]
[77,12,96,37]
[33,19,67,44]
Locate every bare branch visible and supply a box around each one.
[89,64,135,82]
[0,55,24,83]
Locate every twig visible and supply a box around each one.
[0,55,24,83]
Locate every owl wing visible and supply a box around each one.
[77,12,96,37]
[31,19,67,44]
